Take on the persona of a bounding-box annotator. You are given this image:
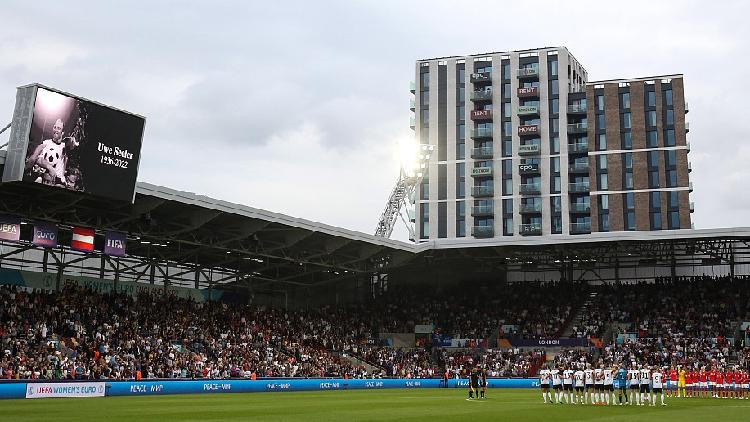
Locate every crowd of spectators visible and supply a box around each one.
[2,275,750,381]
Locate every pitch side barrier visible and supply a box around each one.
[0,378,538,399]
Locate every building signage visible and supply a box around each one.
[104,231,127,257]
[470,109,492,120]
[517,87,539,97]
[0,216,21,242]
[470,73,491,83]
[518,163,539,173]
[518,125,539,136]
[32,222,58,248]
[71,227,95,252]
[471,167,492,176]
[518,106,539,115]
[518,144,540,154]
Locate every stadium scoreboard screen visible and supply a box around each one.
[2,84,145,203]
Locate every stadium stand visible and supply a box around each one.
[1,276,750,381]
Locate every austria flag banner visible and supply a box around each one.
[71,227,95,252]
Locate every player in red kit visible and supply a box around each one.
[726,370,734,399]
[717,370,725,399]
[699,368,708,398]
[668,366,678,397]
[686,370,695,397]
[709,367,718,398]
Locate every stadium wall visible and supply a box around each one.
[0,378,538,399]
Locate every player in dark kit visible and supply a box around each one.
[480,369,488,399]
[468,369,480,399]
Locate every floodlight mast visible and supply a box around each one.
[374,144,433,241]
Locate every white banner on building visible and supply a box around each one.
[25,382,105,399]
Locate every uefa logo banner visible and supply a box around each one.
[0,215,21,242]
[33,222,58,248]
[104,231,127,257]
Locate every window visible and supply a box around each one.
[552,176,561,193]
[503,218,513,236]
[599,214,610,232]
[502,63,510,80]
[457,68,465,83]
[664,89,673,107]
[456,140,465,160]
[550,137,560,154]
[596,94,604,112]
[550,118,559,133]
[420,205,429,239]
[597,114,606,130]
[550,157,560,173]
[647,91,656,107]
[457,106,465,121]
[551,196,562,213]
[620,92,630,109]
[456,221,465,237]
[598,134,607,150]
[597,155,607,170]
[551,98,559,114]
[622,112,631,129]
[625,211,636,231]
[649,171,660,188]
[457,124,465,140]
[665,150,677,168]
[667,169,677,187]
[669,211,680,230]
[551,216,562,234]
[421,90,429,105]
[456,163,465,198]
[665,109,674,125]
[550,80,559,96]
[647,130,658,148]
[598,173,608,190]
[458,87,465,102]
[624,172,634,189]
[456,201,465,218]
[503,178,512,196]
[502,139,512,157]
[646,111,657,127]
[503,102,511,117]
[550,60,558,77]
[503,121,512,137]
[623,153,633,169]
[651,212,662,230]
[421,109,429,127]
[668,191,679,209]
[664,129,675,146]
[621,132,632,149]
[648,151,659,168]
[599,194,609,210]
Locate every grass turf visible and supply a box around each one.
[3,388,749,422]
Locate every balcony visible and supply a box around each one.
[519,163,540,175]
[472,226,494,238]
[689,181,693,192]
[518,124,540,137]
[470,127,493,139]
[519,223,542,236]
[568,142,588,154]
[518,105,539,116]
[472,186,494,197]
[568,161,590,173]
[687,141,691,153]
[690,201,695,213]
[471,167,493,178]
[410,116,415,130]
[518,144,541,156]
[409,98,415,111]
[472,205,494,217]
[471,147,493,159]
[686,122,690,132]
[517,87,539,98]
[567,122,588,133]
[685,101,689,113]
[688,162,692,173]
[568,103,587,114]
[570,222,591,234]
[470,109,493,121]
[568,182,590,193]
[569,202,591,213]
[517,68,539,78]
[519,183,541,195]
[470,73,492,84]
[520,203,542,213]
[410,81,416,93]
[470,90,493,102]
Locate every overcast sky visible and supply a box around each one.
[0,0,748,241]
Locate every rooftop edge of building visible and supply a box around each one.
[586,74,684,85]
[417,45,583,66]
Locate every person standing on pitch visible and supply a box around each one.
[616,364,629,405]
[539,367,552,403]
[651,366,666,406]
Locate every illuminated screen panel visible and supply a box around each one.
[21,86,145,202]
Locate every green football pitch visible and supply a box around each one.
[3,389,749,422]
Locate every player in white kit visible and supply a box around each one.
[551,367,562,404]
[584,365,594,405]
[603,366,614,405]
[563,368,574,404]
[640,366,651,405]
[594,367,604,404]
[574,367,585,405]
[628,366,640,405]
[651,366,666,406]
[539,368,552,403]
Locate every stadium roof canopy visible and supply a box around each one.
[3,151,750,289]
